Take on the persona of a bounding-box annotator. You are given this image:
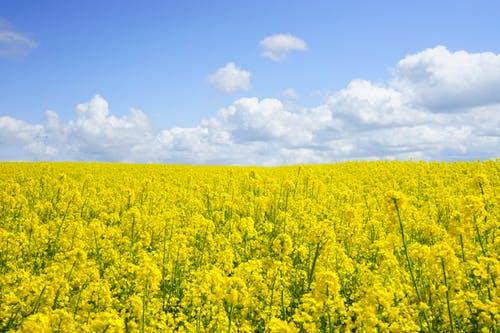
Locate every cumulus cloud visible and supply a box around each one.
[259,34,307,61]
[0,20,37,58]
[211,97,331,145]
[209,62,251,93]
[393,45,500,110]
[328,80,437,128]
[1,46,499,164]
[1,95,154,161]
[68,95,154,160]
[0,116,47,156]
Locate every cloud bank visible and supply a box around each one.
[1,46,499,164]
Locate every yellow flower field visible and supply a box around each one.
[0,161,498,332]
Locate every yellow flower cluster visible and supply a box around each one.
[0,161,498,332]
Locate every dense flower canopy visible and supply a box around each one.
[0,161,498,332]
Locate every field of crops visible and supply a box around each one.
[0,162,498,332]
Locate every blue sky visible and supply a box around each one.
[1,1,499,163]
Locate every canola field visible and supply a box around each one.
[0,162,498,332]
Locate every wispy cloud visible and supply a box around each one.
[282,88,299,100]
[259,34,307,61]
[0,20,38,58]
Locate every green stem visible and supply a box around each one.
[440,258,454,333]
[227,304,233,333]
[141,282,149,333]
[459,234,465,262]
[393,198,431,333]
[307,242,322,291]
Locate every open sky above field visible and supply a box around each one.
[1,0,499,164]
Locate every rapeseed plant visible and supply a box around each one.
[0,161,498,332]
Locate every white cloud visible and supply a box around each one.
[1,46,499,164]
[0,20,37,58]
[328,80,437,127]
[0,116,43,148]
[466,104,500,137]
[209,62,251,93]
[1,95,154,161]
[67,95,154,160]
[259,34,307,61]
[211,97,329,144]
[393,45,500,111]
